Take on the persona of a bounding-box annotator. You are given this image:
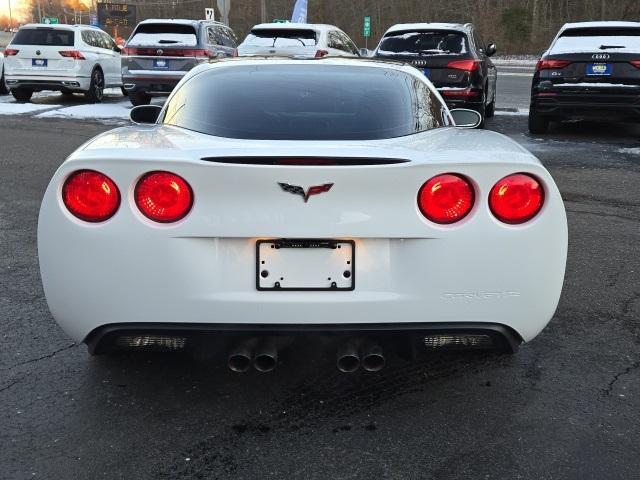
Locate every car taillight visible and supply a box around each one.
[630,60,640,69]
[447,59,480,72]
[440,88,482,98]
[135,171,193,223]
[536,59,571,70]
[4,48,19,56]
[62,170,120,222]
[418,174,474,224]
[59,50,86,60]
[315,49,329,58]
[489,173,544,224]
[120,47,133,56]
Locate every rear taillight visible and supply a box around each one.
[440,88,482,98]
[418,174,474,224]
[447,59,480,72]
[135,171,193,223]
[489,174,544,224]
[536,59,571,70]
[315,49,329,58]
[62,170,120,222]
[59,50,86,60]
[4,48,19,56]
[630,60,640,69]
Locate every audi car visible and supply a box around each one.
[374,23,497,127]
[529,21,640,133]
[38,58,567,373]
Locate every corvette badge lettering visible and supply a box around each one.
[278,182,333,203]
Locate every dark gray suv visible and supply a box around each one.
[121,19,238,105]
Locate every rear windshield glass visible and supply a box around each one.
[553,27,640,53]
[161,64,447,140]
[378,30,468,55]
[11,28,74,46]
[129,23,197,47]
[243,29,318,47]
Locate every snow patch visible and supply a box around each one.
[617,147,640,155]
[495,108,530,116]
[0,102,62,114]
[37,102,131,120]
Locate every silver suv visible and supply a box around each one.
[121,19,238,105]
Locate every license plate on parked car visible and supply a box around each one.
[153,59,169,69]
[32,58,47,67]
[256,239,355,291]
[587,63,612,76]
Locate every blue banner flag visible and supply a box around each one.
[291,0,308,23]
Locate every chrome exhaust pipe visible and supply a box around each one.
[337,342,360,373]
[254,341,278,373]
[227,341,253,373]
[361,341,385,372]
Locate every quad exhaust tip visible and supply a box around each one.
[337,340,385,373]
[228,339,278,373]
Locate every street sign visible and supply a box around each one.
[363,16,371,38]
[42,17,59,25]
[205,8,215,20]
[90,14,99,26]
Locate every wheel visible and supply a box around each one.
[528,111,550,134]
[485,87,496,118]
[0,71,8,94]
[475,95,486,129]
[11,88,33,102]
[128,91,151,106]
[84,68,104,103]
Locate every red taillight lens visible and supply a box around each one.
[315,49,329,58]
[135,171,193,223]
[630,60,640,69]
[59,50,86,59]
[440,88,482,98]
[536,59,571,70]
[418,174,474,224]
[62,170,120,222]
[4,48,19,56]
[447,59,480,72]
[489,174,544,224]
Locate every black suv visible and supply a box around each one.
[121,19,238,106]
[374,22,497,127]
[529,21,640,133]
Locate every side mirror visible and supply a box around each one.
[130,105,162,124]
[486,43,497,57]
[359,48,370,57]
[450,108,482,128]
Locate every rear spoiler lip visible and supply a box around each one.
[200,157,411,166]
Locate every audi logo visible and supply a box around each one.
[592,53,610,60]
[157,49,163,55]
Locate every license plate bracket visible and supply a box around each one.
[32,58,47,67]
[587,63,612,76]
[256,239,355,291]
[153,59,169,69]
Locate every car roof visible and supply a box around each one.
[560,21,640,33]
[137,18,227,27]
[384,23,471,35]
[18,23,92,31]
[250,23,342,33]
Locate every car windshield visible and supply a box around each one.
[243,29,318,47]
[378,30,468,55]
[161,64,446,140]
[129,23,197,47]
[552,27,640,53]
[11,28,74,46]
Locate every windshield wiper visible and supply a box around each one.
[599,44,625,50]
[271,36,307,47]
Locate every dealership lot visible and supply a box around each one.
[1,70,639,480]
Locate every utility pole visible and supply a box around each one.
[260,0,266,23]
[36,0,42,23]
[8,0,12,30]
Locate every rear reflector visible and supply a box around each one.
[447,59,480,72]
[135,171,193,223]
[62,170,120,222]
[536,59,571,70]
[59,50,86,60]
[440,88,481,98]
[489,173,544,224]
[315,49,329,58]
[3,48,19,56]
[418,174,474,224]
[424,334,494,349]
[116,335,187,350]
[630,60,640,69]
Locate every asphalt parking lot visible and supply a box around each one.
[1,71,639,479]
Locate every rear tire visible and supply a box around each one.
[528,111,550,134]
[84,68,104,103]
[476,101,486,129]
[11,88,33,102]
[128,91,151,106]
[485,91,496,118]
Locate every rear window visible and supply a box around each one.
[161,64,447,140]
[553,27,640,53]
[129,23,197,47]
[378,30,468,56]
[11,28,74,46]
[243,29,318,47]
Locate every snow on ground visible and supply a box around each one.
[37,102,131,120]
[617,147,640,155]
[0,102,62,115]
[495,108,530,116]
[492,55,538,67]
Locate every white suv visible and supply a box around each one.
[4,24,122,103]
[238,23,361,58]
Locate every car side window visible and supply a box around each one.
[339,32,359,55]
[327,31,345,51]
[220,27,237,48]
[81,30,93,47]
[472,30,485,55]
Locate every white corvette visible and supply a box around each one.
[38,58,568,372]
